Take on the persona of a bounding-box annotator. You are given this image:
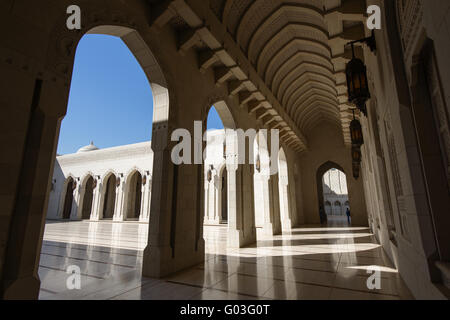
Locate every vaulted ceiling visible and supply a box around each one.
[150,0,370,151]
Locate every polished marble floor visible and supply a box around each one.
[38,219,413,300]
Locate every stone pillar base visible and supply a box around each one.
[281,219,293,233]
[113,216,124,222]
[227,229,244,248]
[142,240,205,278]
[227,229,256,248]
[204,218,221,225]
[257,223,275,240]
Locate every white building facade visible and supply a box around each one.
[47,141,153,222]
[48,132,232,225]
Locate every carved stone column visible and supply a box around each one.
[140,174,151,222]
[90,177,101,221]
[113,176,125,222]
[226,131,256,248]
[71,180,81,220]
[0,75,68,299]
[279,175,292,232]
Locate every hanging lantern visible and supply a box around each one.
[352,161,361,179]
[346,46,370,116]
[116,177,120,187]
[349,110,364,146]
[255,154,261,172]
[351,145,362,163]
[142,175,147,186]
[351,145,362,180]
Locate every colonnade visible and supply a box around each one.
[203,130,297,241]
[58,170,152,223]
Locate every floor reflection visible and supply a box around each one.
[39,220,413,300]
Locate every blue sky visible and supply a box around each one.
[57,34,223,155]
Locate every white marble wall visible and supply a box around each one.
[46,142,153,222]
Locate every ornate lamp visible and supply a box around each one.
[352,145,362,162]
[345,31,376,116]
[350,109,364,146]
[351,145,362,179]
[352,161,361,179]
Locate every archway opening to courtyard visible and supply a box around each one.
[316,161,349,225]
[124,171,143,220]
[81,175,95,219]
[45,30,158,224]
[61,177,75,219]
[35,25,171,298]
[204,102,235,226]
[102,174,117,220]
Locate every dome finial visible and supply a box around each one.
[77,141,99,153]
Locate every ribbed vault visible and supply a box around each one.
[217,0,368,142]
[148,0,369,149]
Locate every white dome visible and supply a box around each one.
[77,141,99,153]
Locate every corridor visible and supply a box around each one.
[39,221,412,300]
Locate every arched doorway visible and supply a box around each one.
[62,177,75,219]
[316,161,349,224]
[204,102,236,226]
[125,171,143,220]
[81,176,95,219]
[102,174,117,219]
[325,201,332,215]
[334,201,343,216]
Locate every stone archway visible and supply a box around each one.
[81,175,95,220]
[62,177,75,219]
[316,161,346,224]
[124,171,143,220]
[102,174,117,220]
